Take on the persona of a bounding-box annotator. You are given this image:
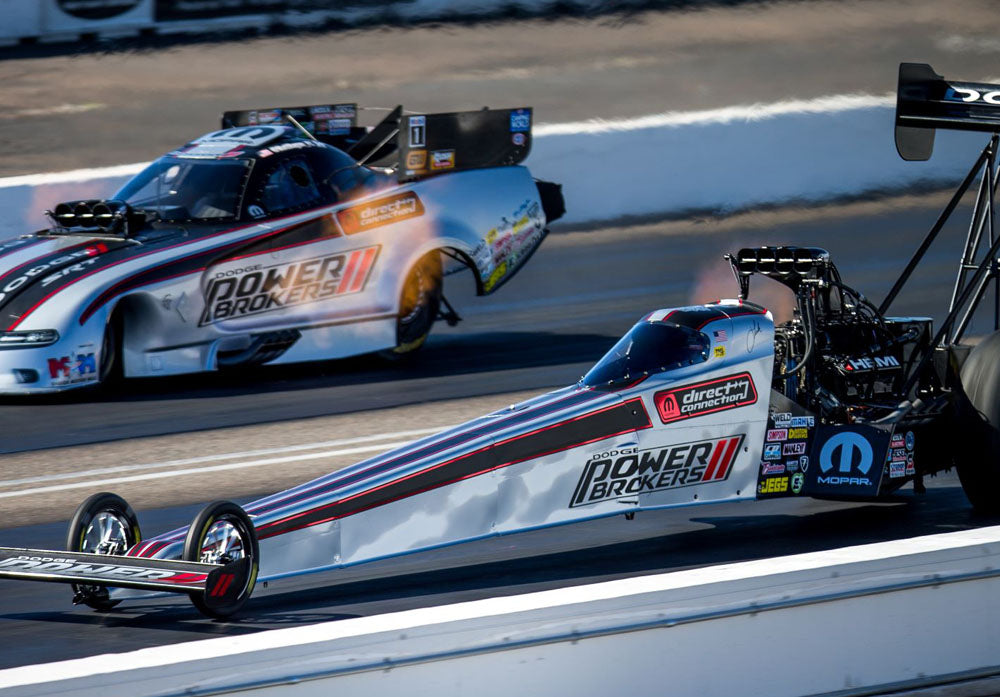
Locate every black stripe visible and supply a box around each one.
[247,389,600,516]
[256,398,650,539]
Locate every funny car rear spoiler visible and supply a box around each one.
[221,103,532,181]
[896,63,1000,161]
[0,546,249,611]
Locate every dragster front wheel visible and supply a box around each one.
[183,500,259,618]
[66,491,142,611]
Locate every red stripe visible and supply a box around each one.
[336,249,361,294]
[348,247,377,293]
[219,574,235,596]
[702,440,726,481]
[713,437,741,480]
[256,398,651,539]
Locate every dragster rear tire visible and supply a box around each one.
[183,500,259,618]
[66,492,142,611]
[957,330,1000,513]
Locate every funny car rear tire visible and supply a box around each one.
[956,330,1000,513]
[382,252,442,359]
[98,311,124,389]
[65,492,142,611]
[183,500,259,618]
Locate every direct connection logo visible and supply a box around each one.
[653,373,757,424]
[569,434,745,507]
[337,192,424,235]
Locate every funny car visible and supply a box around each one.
[2,63,1000,617]
[0,103,563,393]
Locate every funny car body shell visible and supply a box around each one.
[0,160,546,393]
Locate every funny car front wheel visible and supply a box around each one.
[183,500,259,618]
[66,492,142,611]
[382,252,443,359]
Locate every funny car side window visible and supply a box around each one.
[255,158,324,217]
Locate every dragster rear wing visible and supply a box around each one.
[221,103,532,181]
[896,63,1000,161]
[0,546,249,610]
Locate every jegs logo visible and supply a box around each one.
[200,246,379,325]
[569,434,745,507]
[653,372,757,424]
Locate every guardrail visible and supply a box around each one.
[4,526,1000,697]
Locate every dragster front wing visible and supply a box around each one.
[0,546,249,610]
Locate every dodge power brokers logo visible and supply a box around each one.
[569,434,745,507]
[200,246,379,325]
[653,372,757,424]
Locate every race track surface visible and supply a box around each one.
[1,0,998,672]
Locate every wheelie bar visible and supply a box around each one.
[0,546,250,610]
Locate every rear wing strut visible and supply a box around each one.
[222,103,533,182]
[896,63,1000,161]
[883,63,1000,395]
[0,546,249,611]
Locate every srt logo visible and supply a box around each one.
[818,432,873,486]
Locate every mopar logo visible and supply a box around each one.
[817,431,873,487]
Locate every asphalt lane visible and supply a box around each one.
[0,192,976,453]
[1,0,1000,176]
[0,471,992,670]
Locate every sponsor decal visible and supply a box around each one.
[510,109,531,132]
[0,243,109,304]
[758,476,788,494]
[199,246,379,325]
[889,461,906,478]
[787,427,809,440]
[906,454,915,476]
[483,262,508,293]
[512,132,526,146]
[430,149,456,170]
[0,555,201,583]
[336,192,424,235]
[791,472,805,494]
[406,150,427,170]
[817,430,874,487]
[944,86,1000,105]
[790,416,815,428]
[785,459,799,472]
[890,434,905,448]
[783,442,807,456]
[257,110,282,124]
[761,462,785,475]
[763,443,782,460]
[766,429,788,442]
[248,205,266,219]
[905,431,915,451]
[713,329,728,341]
[408,115,426,147]
[569,434,745,507]
[843,355,901,372]
[333,104,356,119]
[890,448,908,461]
[772,412,792,428]
[713,345,726,358]
[799,456,809,472]
[653,372,757,424]
[48,351,96,386]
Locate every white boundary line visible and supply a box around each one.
[0,425,458,500]
[0,92,894,189]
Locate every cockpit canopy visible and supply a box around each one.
[582,320,711,389]
[112,127,384,224]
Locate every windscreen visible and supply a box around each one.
[582,322,710,389]
[114,158,250,221]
